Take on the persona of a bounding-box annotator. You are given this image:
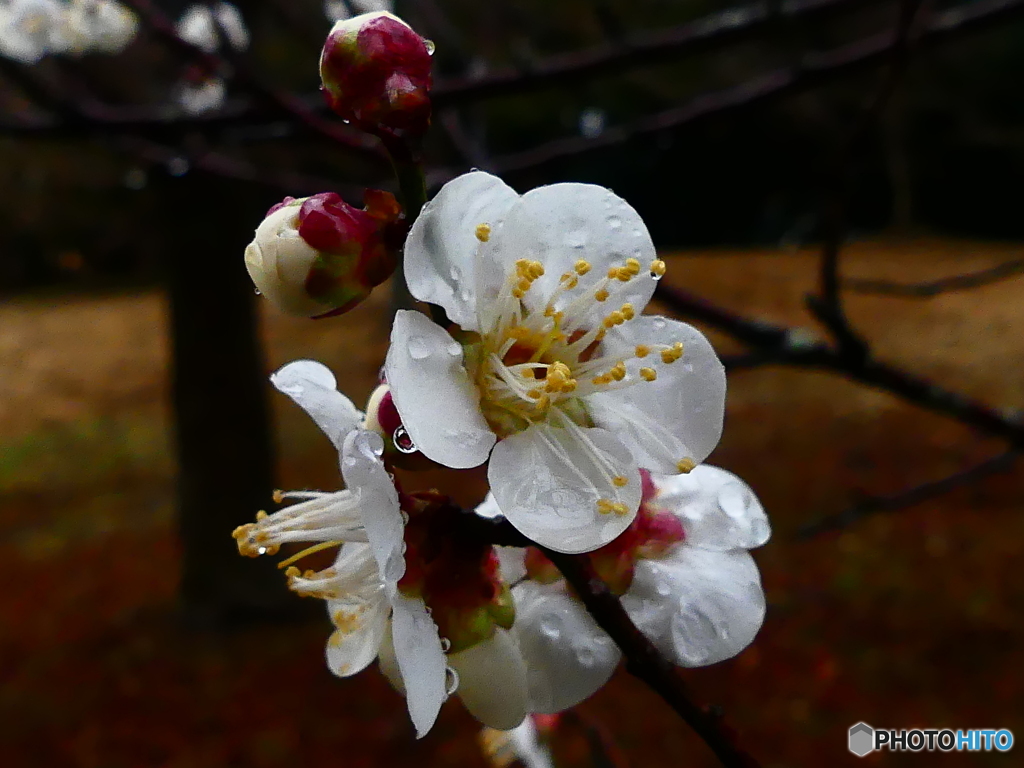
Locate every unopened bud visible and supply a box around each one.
[319,12,433,135]
[244,189,401,317]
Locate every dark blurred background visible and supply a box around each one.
[1,1,1023,766]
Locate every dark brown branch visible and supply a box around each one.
[654,282,1024,448]
[797,450,1020,537]
[844,257,1024,296]
[544,551,761,768]
[428,0,1024,184]
[430,0,867,107]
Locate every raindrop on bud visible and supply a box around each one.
[393,425,417,454]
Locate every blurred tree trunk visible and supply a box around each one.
[160,172,295,626]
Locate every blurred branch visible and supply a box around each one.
[797,450,1020,537]
[844,257,1024,296]
[654,281,1024,448]
[431,0,867,107]
[807,0,924,359]
[428,0,1024,183]
[545,551,761,768]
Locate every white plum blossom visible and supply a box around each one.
[483,464,770,713]
[0,0,138,62]
[175,76,226,115]
[234,360,448,737]
[323,0,392,23]
[386,171,726,554]
[175,2,248,53]
[61,0,137,55]
[0,0,66,63]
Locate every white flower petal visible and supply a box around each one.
[488,423,640,554]
[508,719,555,768]
[385,310,496,469]
[487,182,658,324]
[340,430,405,586]
[390,592,448,738]
[589,316,726,473]
[511,581,620,713]
[324,590,389,677]
[271,360,363,451]
[655,465,771,551]
[449,628,529,730]
[404,171,520,331]
[627,548,765,667]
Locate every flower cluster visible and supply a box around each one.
[0,0,137,64]
[237,10,770,740]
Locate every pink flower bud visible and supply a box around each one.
[319,12,433,136]
[244,189,401,317]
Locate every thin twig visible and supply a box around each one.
[798,450,1020,537]
[844,257,1024,296]
[544,551,761,768]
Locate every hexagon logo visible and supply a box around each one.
[848,723,875,757]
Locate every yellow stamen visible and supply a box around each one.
[677,458,696,473]
[624,258,641,275]
[620,303,635,320]
[276,539,343,569]
[575,259,591,275]
[594,288,610,302]
[272,490,285,504]
[650,259,667,277]
[639,367,657,382]
[635,344,650,358]
[255,509,268,521]
[475,223,491,242]
[612,476,629,488]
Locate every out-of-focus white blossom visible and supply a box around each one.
[61,0,137,55]
[175,2,248,53]
[174,76,226,115]
[0,0,67,63]
[323,0,392,23]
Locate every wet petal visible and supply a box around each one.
[340,430,405,586]
[627,548,765,667]
[404,171,520,331]
[271,360,363,451]
[390,592,448,738]
[589,316,725,474]
[510,581,620,713]
[449,628,529,730]
[324,589,389,677]
[488,423,640,554]
[654,465,771,551]
[385,310,496,469]
[487,182,657,324]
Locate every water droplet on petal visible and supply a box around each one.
[564,228,587,249]
[650,270,663,281]
[450,265,461,281]
[539,614,561,640]
[425,39,436,55]
[257,546,268,555]
[408,335,431,360]
[254,288,262,295]
[440,637,451,652]
[343,456,358,467]
[393,425,417,454]
[577,646,596,667]
[608,215,622,230]
[444,666,459,695]
[655,581,672,597]
[652,318,666,330]
[684,363,694,373]
[447,341,462,357]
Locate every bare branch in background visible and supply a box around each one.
[797,450,1020,537]
[844,257,1024,296]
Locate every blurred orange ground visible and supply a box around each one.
[1,237,1022,767]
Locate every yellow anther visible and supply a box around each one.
[592,374,611,386]
[640,367,657,382]
[613,502,629,516]
[625,258,641,275]
[603,311,625,328]
[596,498,616,514]
[620,303,635,320]
[594,329,607,342]
[272,490,285,504]
[615,267,633,282]
[515,259,530,272]
[284,566,300,578]
[231,524,250,540]
[650,259,667,277]
[607,267,619,279]
[512,289,525,299]
[612,476,629,488]
[255,509,268,521]
[564,276,579,289]
[520,368,536,379]
[517,278,532,294]
[332,610,361,633]
[575,259,592,275]
[560,272,572,283]
[673,341,684,356]
[475,223,492,242]
[610,362,627,381]
[594,288,610,302]
[635,344,651,358]
[527,388,543,399]
[677,458,696,473]
[534,394,551,411]
[529,262,545,279]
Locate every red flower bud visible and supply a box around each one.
[244,189,401,317]
[319,12,433,136]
